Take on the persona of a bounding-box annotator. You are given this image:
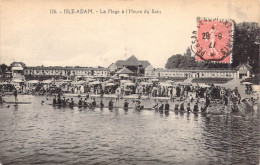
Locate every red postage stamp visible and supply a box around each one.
[194,18,234,63]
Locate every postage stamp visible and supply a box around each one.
[191,17,234,63]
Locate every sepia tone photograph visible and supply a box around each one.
[0,0,259,164]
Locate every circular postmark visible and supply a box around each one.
[191,17,234,63]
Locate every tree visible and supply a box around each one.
[165,54,182,69]
[232,22,259,73]
[0,64,8,74]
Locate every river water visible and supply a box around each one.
[0,95,259,165]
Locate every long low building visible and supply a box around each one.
[9,62,110,81]
[145,64,253,80]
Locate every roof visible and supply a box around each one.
[114,60,125,68]
[124,55,142,66]
[116,67,134,74]
[140,61,151,68]
[10,62,26,67]
[236,64,252,71]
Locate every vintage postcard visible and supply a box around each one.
[0,0,259,164]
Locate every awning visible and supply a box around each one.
[119,74,129,77]
[86,78,96,82]
[26,80,39,84]
[105,83,115,86]
[42,80,53,84]
[148,78,159,82]
[12,79,24,83]
[12,67,23,70]
[89,81,101,85]
[242,82,252,85]
[198,83,211,88]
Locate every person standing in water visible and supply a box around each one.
[78,98,83,107]
[193,102,199,112]
[108,99,114,110]
[100,99,104,108]
[186,103,192,113]
[123,100,129,110]
[53,96,57,105]
[92,98,96,107]
[180,102,185,111]
[165,101,170,111]
[0,94,4,104]
[69,98,74,107]
[159,101,164,111]
[13,88,18,103]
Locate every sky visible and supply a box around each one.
[0,0,259,68]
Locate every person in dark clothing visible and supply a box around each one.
[0,94,4,104]
[223,95,228,106]
[135,100,141,110]
[57,96,62,105]
[53,96,57,105]
[92,98,96,107]
[13,89,18,102]
[174,104,179,111]
[86,93,90,99]
[176,86,181,97]
[180,102,185,111]
[165,101,170,111]
[205,95,210,107]
[193,102,199,112]
[100,89,104,97]
[124,100,129,110]
[69,98,74,107]
[62,97,66,106]
[83,98,88,107]
[108,99,114,110]
[78,98,83,107]
[57,93,61,100]
[100,99,104,108]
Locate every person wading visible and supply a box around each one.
[124,100,129,110]
[165,101,170,111]
[109,99,114,110]
[13,88,18,103]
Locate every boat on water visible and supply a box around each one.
[1,101,32,104]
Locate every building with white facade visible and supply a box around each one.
[9,62,110,80]
[145,64,253,80]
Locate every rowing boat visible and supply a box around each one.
[2,101,32,104]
